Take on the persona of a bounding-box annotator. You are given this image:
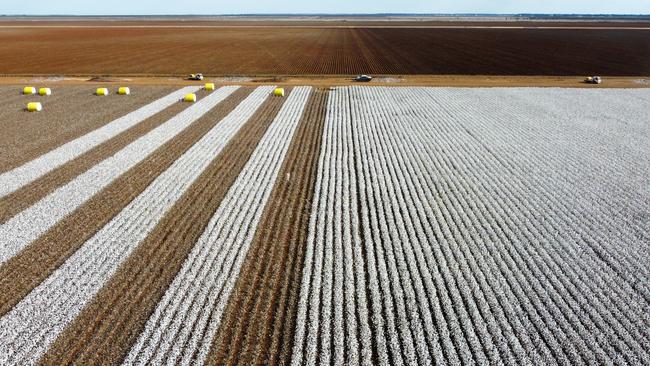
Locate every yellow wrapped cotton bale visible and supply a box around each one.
[38,88,52,96]
[118,87,131,95]
[95,88,109,96]
[273,88,285,97]
[204,83,215,91]
[183,93,197,102]
[27,102,42,112]
[23,87,36,95]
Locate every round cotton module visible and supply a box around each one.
[27,102,42,112]
[96,88,109,96]
[38,88,52,96]
[23,86,36,95]
[118,87,131,95]
[183,93,197,102]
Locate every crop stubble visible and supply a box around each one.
[38,87,290,365]
[0,86,175,172]
[206,88,328,366]
[0,91,206,222]
[0,88,250,317]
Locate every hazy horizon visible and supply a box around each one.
[2,1,649,16]
[2,13,650,17]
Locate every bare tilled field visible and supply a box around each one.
[0,23,649,75]
[0,85,649,365]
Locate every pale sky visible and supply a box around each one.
[2,0,650,15]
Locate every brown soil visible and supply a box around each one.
[0,24,648,76]
[0,91,202,222]
[38,88,289,365]
[0,86,176,172]
[207,89,328,366]
[0,88,252,318]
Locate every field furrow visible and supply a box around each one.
[0,86,236,266]
[0,86,272,365]
[206,88,328,366]
[38,86,283,365]
[123,86,311,365]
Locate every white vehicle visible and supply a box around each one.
[188,73,204,81]
[355,74,373,82]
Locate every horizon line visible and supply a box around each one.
[2,13,649,17]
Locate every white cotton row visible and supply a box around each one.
[290,86,650,365]
[0,86,236,266]
[0,86,199,198]
[0,86,273,366]
[123,86,312,366]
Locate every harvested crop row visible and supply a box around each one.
[0,86,236,265]
[0,87,252,317]
[38,86,286,365]
[2,27,649,75]
[291,86,650,365]
[124,86,312,365]
[207,88,328,366]
[0,88,205,222]
[0,86,274,365]
[0,86,179,173]
[0,87,38,106]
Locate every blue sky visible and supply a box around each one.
[3,1,650,15]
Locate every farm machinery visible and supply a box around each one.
[584,76,602,84]
[355,75,373,82]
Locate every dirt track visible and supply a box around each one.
[0,22,648,76]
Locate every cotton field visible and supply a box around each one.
[0,85,648,365]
